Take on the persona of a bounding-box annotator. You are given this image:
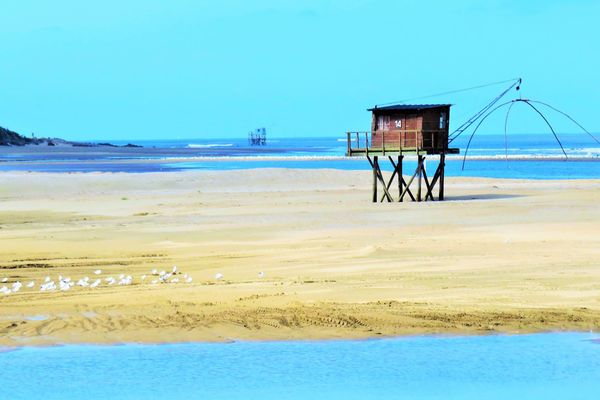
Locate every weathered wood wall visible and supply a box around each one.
[370,107,449,151]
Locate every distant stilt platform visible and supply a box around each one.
[248,128,267,146]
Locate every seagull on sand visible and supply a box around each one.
[94,269,102,275]
[12,282,22,292]
[59,280,71,291]
[26,281,35,288]
[258,271,265,278]
[40,280,56,292]
[215,272,224,280]
[158,272,171,283]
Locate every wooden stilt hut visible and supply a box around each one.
[346,104,459,202]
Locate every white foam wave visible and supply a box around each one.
[163,155,350,161]
[186,143,234,148]
[567,147,600,154]
[156,154,600,162]
[447,154,600,161]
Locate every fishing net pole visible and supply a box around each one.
[460,98,600,170]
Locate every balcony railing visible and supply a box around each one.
[346,130,451,156]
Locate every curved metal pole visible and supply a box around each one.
[462,100,518,170]
[503,101,517,163]
[527,100,600,145]
[520,100,568,159]
[450,78,521,143]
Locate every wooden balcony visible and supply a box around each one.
[346,130,459,157]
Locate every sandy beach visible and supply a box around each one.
[1,169,599,346]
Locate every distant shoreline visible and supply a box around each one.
[0,140,143,149]
[1,126,143,148]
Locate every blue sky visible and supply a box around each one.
[1,0,598,140]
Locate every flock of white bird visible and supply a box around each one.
[0,267,266,296]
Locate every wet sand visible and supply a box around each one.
[1,169,600,346]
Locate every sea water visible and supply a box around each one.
[1,333,599,400]
[1,134,600,179]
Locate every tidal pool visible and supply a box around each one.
[1,333,599,399]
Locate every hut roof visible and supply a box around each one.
[367,104,451,112]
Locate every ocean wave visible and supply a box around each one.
[566,147,600,154]
[186,143,234,148]
[447,154,600,161]
[465,147,600,152]
[161,155,350,161]
[154,154,600,162]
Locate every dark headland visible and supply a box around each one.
[0,126,141,148]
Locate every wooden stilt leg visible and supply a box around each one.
[425,165,442,201]
[374,157,393,202]
[398,155,403,202]
[368,156,393,202]
[422,167,433,201]
[417,155,423,202]
[370,156,377,203]
[368,154,430,203]
[439,153,446,201]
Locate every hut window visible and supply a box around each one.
[377,115,390,131]
[439,112,446,129]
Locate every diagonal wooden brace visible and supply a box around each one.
[400,165,420,201]
[400,176,416,201]
[422,167,434,201]
[380,157,401,202]
[424,163,443,201]
[368,156,394,202]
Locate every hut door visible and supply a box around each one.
[405,113,419,148]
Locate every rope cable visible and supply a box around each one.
[377,78,521,107]
[519,100,568,158]
[527,100,600,145]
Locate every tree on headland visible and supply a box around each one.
[0,126,142,148]
[0,126,40,146]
